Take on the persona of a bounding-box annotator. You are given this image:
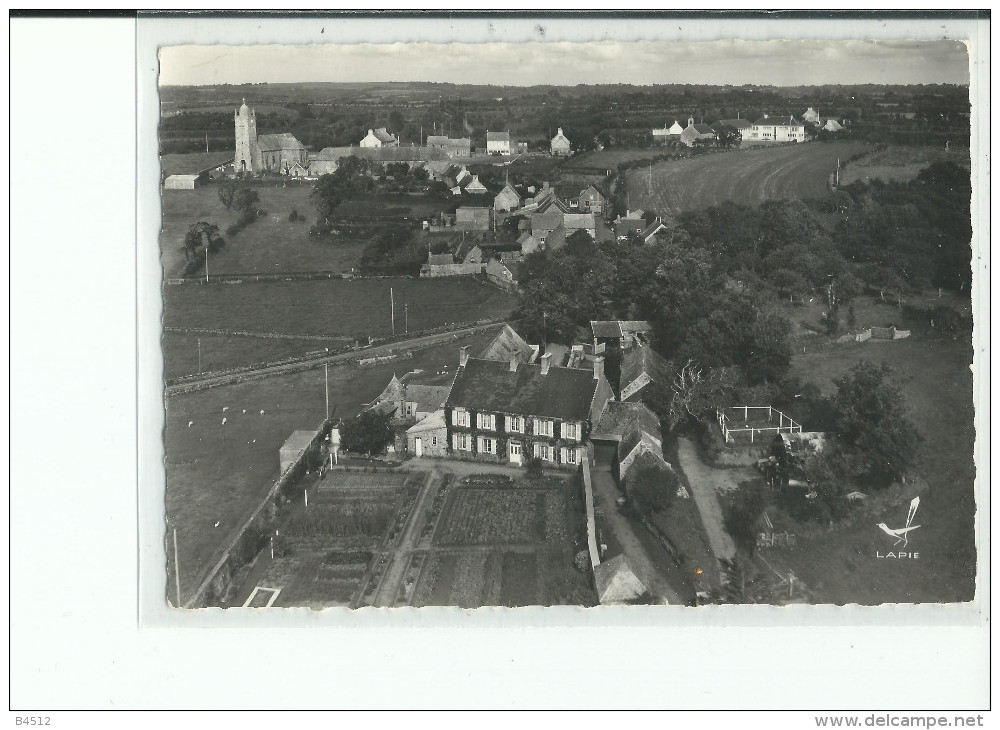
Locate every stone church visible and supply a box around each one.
[234,100,308,175]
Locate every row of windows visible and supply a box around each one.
[452,410,580,440]
[452,433,582,464]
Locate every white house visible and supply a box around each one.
[803,107,821,125]
[360,127,398,148]
[486,131,511,155]
[746,115,806,143]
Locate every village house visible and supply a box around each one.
[494,183,522,213]
[550,127,572,156]
[478,324,538,365]
[405,410,448,458]
[619,343,671,402]
[445,347,613,468]
[821,118,845,132]
[426,135,472,157]
[590,320,652,354]
[590,399,662,469]
[712,118,752,142]
[593,555,648,604]
[638,217,672,245]
[802,107,821,125]
[517,231,543,256]
[486,131,512,155]
[360,127,399,148]
[614,210,647,242]
[463,175,488,195]
[746,115,806,143]
[578,185,606,214]
[485,258,517,291]
[680,117,717,147]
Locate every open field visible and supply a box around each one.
[564,148,675,170]
[161,331,346,381]
[160,183,366,278]
[627,141,868,216]
[838,146,964,186]
[162,276,514,357]
[770,337,977,603]
[164,328,496,602]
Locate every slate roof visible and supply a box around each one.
[594,400,661,440]
[753,116,804,127]
[564,213,597,231]
[404,385,451,414]
[591,321,624,339]
[478,325,536,364]
[486,131,511,142]
[594,555,647,604]
[692,123,715,135]
[615,218,646,238]
[714,118,752,130]
[257,133,306,151]
[621,344,671,396]
[159,152,235,177]
[427,253,455,265]
[373,128,397,143]
[446,358,599,421]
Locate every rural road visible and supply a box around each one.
[165,322,499,396]
[676,438,737,562]
[590,465,684,605]
[372,470,441,607]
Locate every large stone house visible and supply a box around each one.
[444,347,613,468]
[578,185,606,214]
[494,183,522,213]
[426,135,472,157]
[680,117,717,147]
[360,127,399,148]
[746,115,806,143]
[234,100,308,174]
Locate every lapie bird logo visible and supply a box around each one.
[875,497,922,559]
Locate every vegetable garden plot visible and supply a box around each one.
[435,489,546,546]
[500,551,539,607]
[319,471,411,491]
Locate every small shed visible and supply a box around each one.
[280,430,317,474]
[594,555,649,604]
[164,174,200,190]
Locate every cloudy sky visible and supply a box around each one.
[159,39,970,87]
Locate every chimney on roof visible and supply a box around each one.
[529,344,541,363]
[540,352,552,375]
[368,129,374,135]
[459,346,469,367]
[593,356,605,381]
[509,357,518,373]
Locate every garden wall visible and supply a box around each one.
[581,460,601,569]
[184,417,334,608]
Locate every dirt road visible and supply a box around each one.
[675,438,738,562]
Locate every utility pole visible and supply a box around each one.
[648,164,652,195]
[390,287,395,336]
[172,528,181,607]
[324,363,330,418]
[197,338,202,373]
[204,246,209,283]
[404,303,409,334]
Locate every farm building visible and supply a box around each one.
[406,410,448,458]
[463,175,488,194]
[444,347,613,468]
[638,217,672,245]
[517,231,543,256]
[486,131,512,155]
[619,343,671,402]
[564,212,597,239]
[485,258,517,291]
[590,320,652,352]
[369,373,452,424]
[746,115,806,143]
[163,174,201,190]
[590,400,662,469]
[494,183,522,213]
[360,127,399,148]
[803,107,821,125]
[594,555,649,604]
[614,212,647,242]
[712,118,752,141]
[821,118,845,132]
[160,151,234,184]
[651,120,685,143]
[550,127,572,156]
[308,148,342,175]
[279,430,318,474]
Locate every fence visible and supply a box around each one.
[183,417,334,608]
[716,406,802,444]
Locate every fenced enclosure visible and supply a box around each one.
[716,406,802,445]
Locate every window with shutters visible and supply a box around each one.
[477,412,495,431]
[564,448,579,465]
[562,422,579,441]
[479,437,496,454]
[453,433,471,451]
[534,418,553,437]
[452,409,469,427]
[507,416,523,433]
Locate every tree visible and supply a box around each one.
[217,181,238,210]
[627,464,679,518]
[233,188,261,218]
[182,221,223,260]
[831,361,920,486]
[667,360,738,431]
[724,479,768,555]
[340,410,393,455]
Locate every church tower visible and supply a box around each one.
[234,99,260,173]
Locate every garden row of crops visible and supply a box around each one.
[435,489,545,546]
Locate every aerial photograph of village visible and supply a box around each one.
[158,39,977,610]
